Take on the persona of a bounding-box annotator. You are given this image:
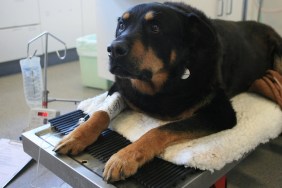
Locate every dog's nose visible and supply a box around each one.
[107,41,129,58]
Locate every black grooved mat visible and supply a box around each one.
[49,110,199,188]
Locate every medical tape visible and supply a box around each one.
[97,92,126,120]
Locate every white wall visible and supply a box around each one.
[259,0,282,36]
[38,0,83,52]
[81,0,97,35]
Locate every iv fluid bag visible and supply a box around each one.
[20,57,43,108]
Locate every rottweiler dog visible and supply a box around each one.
[54,2,282,182]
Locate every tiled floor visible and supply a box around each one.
[0,61,281,188]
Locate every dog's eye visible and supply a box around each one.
[151,24,160,33]
[119,22,126,32]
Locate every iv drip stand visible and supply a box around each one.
[27,31,80,109]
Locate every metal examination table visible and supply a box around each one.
[22,110,241,188]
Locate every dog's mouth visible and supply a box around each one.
[110,65,134,78]
[110,65,152,81]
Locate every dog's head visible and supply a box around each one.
[108,2,218,95]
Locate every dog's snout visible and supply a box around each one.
[107,41,129,59]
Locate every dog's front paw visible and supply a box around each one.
[53,111,110,155]
[53,123,100,155]
[53,134,88,155]
[103,148,143,182]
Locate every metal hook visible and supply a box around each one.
[47,32,67,60]
[55,44,67,60]
[27,48,38,59]
[27,42,38,59]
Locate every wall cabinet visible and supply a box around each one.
[0,0,40,29]
[216,0,245,21]
[0,25,41,62]
[0,0,41,62]
[0,0,95,63]
[174,0,245,20]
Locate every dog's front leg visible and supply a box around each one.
[102,122,209,182]
[54,92,126,155]
[103,91,237,182]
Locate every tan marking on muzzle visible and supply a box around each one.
[131,40,163,72]
[141,48,164,73]
[130,40,168,95]
[131,40,164,73]
[131,40,146,59]
[131,70,168,95]
[131,79,153,95]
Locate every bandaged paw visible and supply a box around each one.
[78,92,126,120]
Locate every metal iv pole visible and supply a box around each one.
[27,31,80,109]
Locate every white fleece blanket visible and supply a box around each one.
[78,92,282,171]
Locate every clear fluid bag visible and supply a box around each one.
[20,57,43,108]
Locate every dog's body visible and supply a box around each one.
[54,2,282,182]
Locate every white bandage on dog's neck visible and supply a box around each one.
[98,92,126,120]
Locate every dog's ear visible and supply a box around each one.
[164,2,219,80]
[164,2,217,46]
[185,12,216,42]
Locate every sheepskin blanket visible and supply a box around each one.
[78,92,282,171]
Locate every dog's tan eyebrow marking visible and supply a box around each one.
[122,12,130,20]
[144,11,154,21]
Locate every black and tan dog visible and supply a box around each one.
[54,2,282,182]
